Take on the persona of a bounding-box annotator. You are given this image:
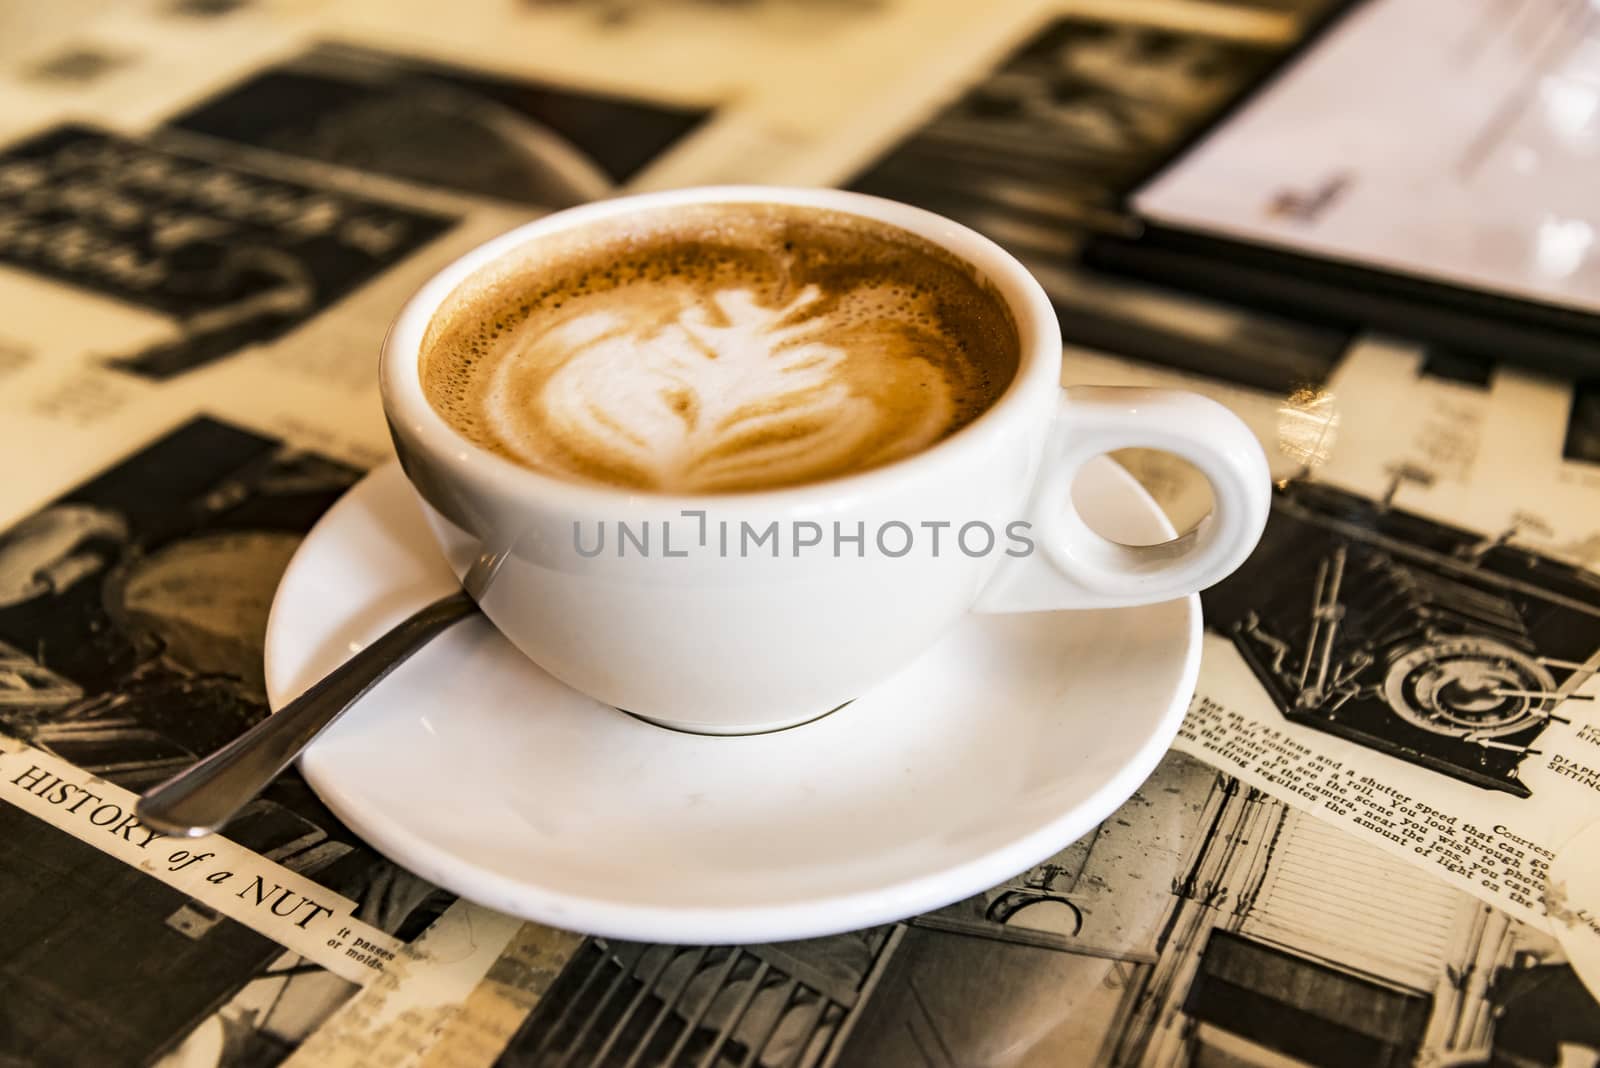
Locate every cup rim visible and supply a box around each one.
[379,185,1061,512]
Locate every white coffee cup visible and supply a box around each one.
[381,186,1270,734]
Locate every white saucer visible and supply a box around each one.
[263,461,1199,944]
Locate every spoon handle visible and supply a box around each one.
[137,591,477,838]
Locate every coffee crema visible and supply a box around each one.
[419,202,1020,494]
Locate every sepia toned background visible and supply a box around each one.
[0,1,1596,1066]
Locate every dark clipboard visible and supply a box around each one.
[1082,0,1600,380]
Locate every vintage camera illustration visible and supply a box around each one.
[1204,479,1600,797]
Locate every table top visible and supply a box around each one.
[0,2,1596,1066]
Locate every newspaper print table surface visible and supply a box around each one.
[0,1,1596,1066]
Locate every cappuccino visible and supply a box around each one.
[420,202,1019,494]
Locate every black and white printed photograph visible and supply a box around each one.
[1566,381,1600,466]
[488,751,1599,1067]
[1203,480,1600,797]
[0,124,458,380]
[0,804,374,1068]
[166,41,713,210]
[848,14,1349,394]
[0,417,454,1066]
[1418,346,1496,389]
[496,928,897,1068]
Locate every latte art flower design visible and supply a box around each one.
[502,285,957,492]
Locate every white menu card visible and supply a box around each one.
[1133,0,1600,315]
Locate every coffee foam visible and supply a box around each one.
[420,202,1020,493]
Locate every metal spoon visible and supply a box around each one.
[137,552,501,838]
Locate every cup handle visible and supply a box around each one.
[975,386,1271,612]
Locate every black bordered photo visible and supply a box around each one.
[0,417,454,1066]
[166,41,713,209]
[0,124,459,380]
